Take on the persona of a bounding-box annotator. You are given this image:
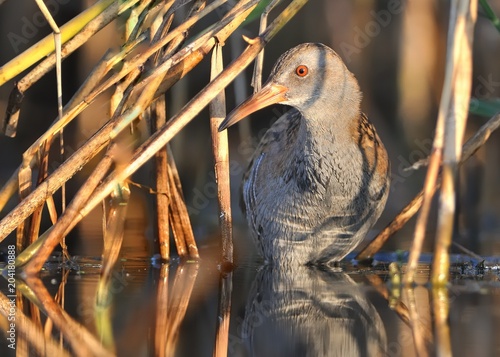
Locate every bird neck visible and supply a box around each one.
[297,92,362,150]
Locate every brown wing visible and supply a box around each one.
[350,112,390,187]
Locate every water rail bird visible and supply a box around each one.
[219,43,390,266]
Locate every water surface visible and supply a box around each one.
[2,248,500,356]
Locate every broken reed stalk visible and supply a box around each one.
[141,0,206,261]
[147,2,176,262]
[154,98,171,261]
[403,0,476,285]
[210,43,233,264]
[0,0,252,243]
[431,0,477,286]
[166,145,199,259]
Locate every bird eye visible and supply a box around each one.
[295,65,308,77]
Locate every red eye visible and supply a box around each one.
[295,65,308,77]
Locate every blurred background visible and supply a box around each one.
[0,0,499,260]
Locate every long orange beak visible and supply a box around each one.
[218,83,288,131]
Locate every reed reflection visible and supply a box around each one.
[154,262,199,357]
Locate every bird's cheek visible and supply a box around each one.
[288,95,308,108]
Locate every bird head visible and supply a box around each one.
[218,43,360,131]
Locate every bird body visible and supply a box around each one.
[219,43,390,266]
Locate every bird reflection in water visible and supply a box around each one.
[233,265,387,357]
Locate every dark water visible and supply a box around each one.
[2,247,500,356]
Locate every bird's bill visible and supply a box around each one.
[218,83,288,131]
